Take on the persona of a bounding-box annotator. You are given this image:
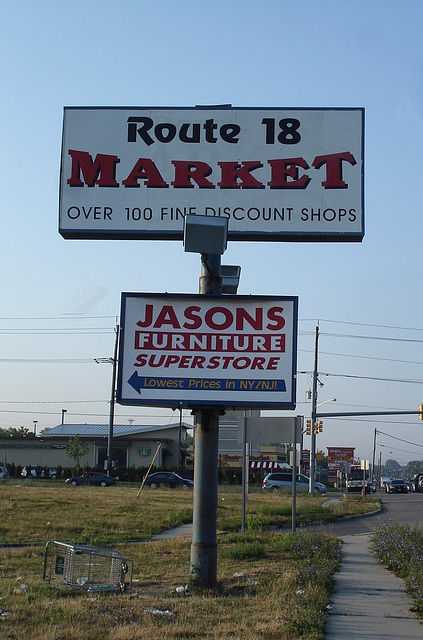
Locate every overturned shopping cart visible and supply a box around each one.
[43,541,133,592]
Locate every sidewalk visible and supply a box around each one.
[325,533,423,639]
[154,525,423,637]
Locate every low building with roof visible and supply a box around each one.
[0,422,191,473]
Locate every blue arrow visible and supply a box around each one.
[128,372,143,394]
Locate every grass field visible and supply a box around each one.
[0,482,378,545]
[0,483,379,639]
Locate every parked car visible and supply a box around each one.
[144,472,194,489]
[0,466,10,482]
[385,479,409,494]
[21,466,59,479]
[262,472,327,494]
[65,472,116,487]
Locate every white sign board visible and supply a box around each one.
[117,293,298,408]
[59,106,364,242]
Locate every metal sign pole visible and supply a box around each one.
[241,412,247,533]
[292,418,298,533]
[190,254,222,588]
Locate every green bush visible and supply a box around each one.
[224,540,267,560]
[372,523,423,614]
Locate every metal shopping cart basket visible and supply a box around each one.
[43,541,133,592]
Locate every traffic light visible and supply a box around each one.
[419,404,423,421]
[314,420,323,434]
[306,419,311,435]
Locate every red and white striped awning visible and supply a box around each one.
[250,461,292,470]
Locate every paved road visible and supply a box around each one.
[315,490,423,536]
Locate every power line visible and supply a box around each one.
[320,332,423,344]
[321,372,423,384]
[0,359,96,363]
[377,430,423,449]
[299,371,423,384]
[325,416,420,426]
[379,444,423,458]
[0,315,118,321]
[0,329,113,335]
[0,400,106,404]
[302,318,423,333]
[299,348,423,367]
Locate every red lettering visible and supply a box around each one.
[250,357,266,370]
[183,306,202,330]
[207,356,221,369]
[171,161,214,188]
[191,355,206,368]
[267,357,280,370]
[164,355,180,367]
[136,304,154,328]
[179,355,191,368]
[122,158,168,188]
[67,150,120,187]
[217,161,264,189]
[204,307,233,330]
[312,151,356,189]
[266,307,285,330]
[235,307,263,331]
[267,158,310,189]
[154,305,180,329]
[66,150,357,190]
[134,354,147,367]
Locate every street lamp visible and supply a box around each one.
[33,420,38,436]
[61,409,67,425]
[317,398,337,409]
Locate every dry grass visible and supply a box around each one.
[0,483,377,639]
[0,532,340,640]
[0,483,379,545]
[0,484,194,544]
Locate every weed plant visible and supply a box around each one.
[0,530,341,640]
[0,484,378,637]
[372,522,423,616]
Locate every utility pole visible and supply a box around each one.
[309,325,319,494]
[107,324,120,477]
[372,427,377,482]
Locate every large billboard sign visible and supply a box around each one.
[117,293,298,408]
[59,106,364,242]
[327,446,355,475]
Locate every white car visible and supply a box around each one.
[262,472,327,494]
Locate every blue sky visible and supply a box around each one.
[1,0,423,465]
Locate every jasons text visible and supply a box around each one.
[132,303,287,372]
[67,150,357,190]
[134,303,286,331]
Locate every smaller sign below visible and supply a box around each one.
[117,292,298,409]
